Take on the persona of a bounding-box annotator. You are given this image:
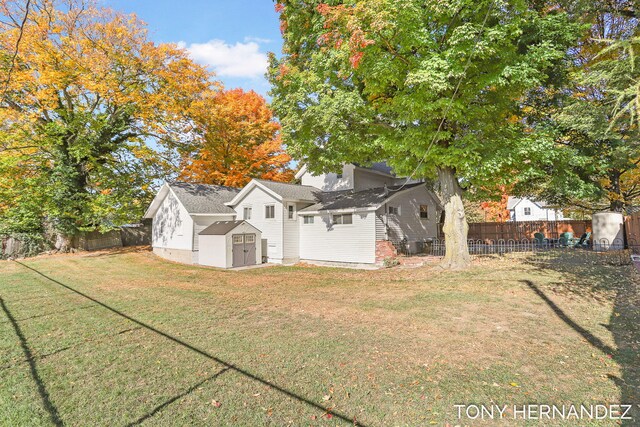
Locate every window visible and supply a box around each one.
[336,173,343,179]
[303,215,314,224]
[524,207,531,216]
[288,204,295,220]
[420,205,429,219]
[244,234,255,244]
[233,235,244,244]
[243,207,252,220]
[388,206,400,215]
[332,213,353,225]
[265,205,275,219]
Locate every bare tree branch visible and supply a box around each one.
[1,0,31,98]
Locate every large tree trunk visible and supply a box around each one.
[438,166,471,270]
[54,233,75,252]
[608,170,625,213]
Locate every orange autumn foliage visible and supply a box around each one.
[479,189,511,222]
[180,89,293,187]
[0,0,216,234]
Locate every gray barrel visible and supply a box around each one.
[592,212,624,250]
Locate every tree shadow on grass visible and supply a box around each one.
[522,252,640,425]
[14,261,363,426]
[0,297,64,426]
[126,367,230,427]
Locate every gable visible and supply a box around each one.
[228,182,282,209]
[144,183,172,219]
[144,182,239,218]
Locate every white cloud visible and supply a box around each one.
[244,36,273,44]
[178,39,269,79]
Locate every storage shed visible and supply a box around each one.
[198,221,262,268]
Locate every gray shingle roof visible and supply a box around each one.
[199,220,245,235]
[255,179,320,201]
[299,182,425,212]
[169,182,240,214]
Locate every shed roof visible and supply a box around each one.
[169,182,239,214]
[299,182,425,212]
[199,220,253,235]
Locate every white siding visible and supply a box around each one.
[375,213,387,240]
[231,186,284,262]
[282,201,309,263]
[299,164,355,191]
[192,215,235,251]
[353,169,397,191]
[510,199,565,222]
[198,235,227,268]
[376,187,440,241]
[299,211,376,264]
[151,191,194,250]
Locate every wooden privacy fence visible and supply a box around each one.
[1,223,151,259]
[625,214,640,245]
[78,224,151,251]
[439,220,592,242]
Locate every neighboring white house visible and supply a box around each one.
[145,163,442,267]
[507,197,566,222]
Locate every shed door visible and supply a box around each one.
[232,234,256,267]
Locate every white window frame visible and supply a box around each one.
[332,213,353,225]
[302,215,314,224]
[232,235,244,244]
[287,203,296,220]
[244,234,255,244]
[265,204,275,219]
[243,206,252,220]
[524,207,532,216]
[419,205,429,220]
[388,205,401,215]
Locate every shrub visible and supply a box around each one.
[383,256,400,268]
[0,232,51,259]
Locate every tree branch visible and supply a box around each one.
[1,0,31,98]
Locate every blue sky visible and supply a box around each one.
[102,0,283,95]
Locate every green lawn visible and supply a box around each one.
[0,249,638,426]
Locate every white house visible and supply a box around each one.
[145,164,442,267]
[143,182,240,264]
[507,197,566,222]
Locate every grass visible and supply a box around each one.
[0,248,638,426]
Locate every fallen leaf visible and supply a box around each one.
[211,400,221,408]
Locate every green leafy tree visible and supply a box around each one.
[0,0,214,249]
[269,0,579,268]
[516,1,640,213]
